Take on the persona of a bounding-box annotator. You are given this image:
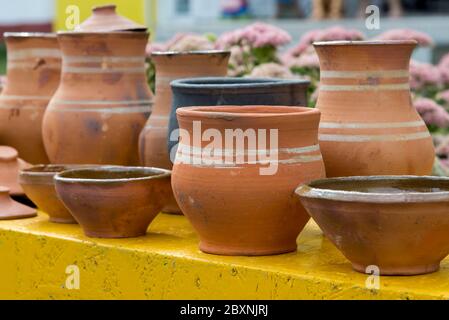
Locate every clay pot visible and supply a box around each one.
[77,4,147,32]
[0,146,31,196]
[19,165,96,224]
[314,40,434,177]
[0,33,61,164]
[0,186,36,220]
[168,77,310,157]
[296,176,449,275]
[139,51,229,214]
[172,106,326,255]
[54,166,171,238]
[42,32,153,165]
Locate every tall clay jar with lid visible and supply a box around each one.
[138,51,229,213]
[172,106,326,256]
[42,32,153,165]
[0,33,61,164]
[314,40,434,177]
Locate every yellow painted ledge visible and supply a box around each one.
[0,212,448,300]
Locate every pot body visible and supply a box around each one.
[172,106,325,255]
[315,41,434,177]
[42,32,153,165]
[168,77,310,157]
[0,33,61,164]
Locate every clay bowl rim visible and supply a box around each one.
[3,32,57,39]
[313,40,418,47]
[171,77,311,90]
[296,175,449,204]
[54,166,171,185]
[19,164,101,185]
[56,30,150,37]
[151,50,231,57]
[177,105,318,120]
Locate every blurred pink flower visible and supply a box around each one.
[286,26,365,58]
[283,51,320,69]
[146,33,214,57]
[439,53,449,69]
[414,98,449,128]
[409,60,442,90]
[437,90,449,105]
[145,42,167,57]
[216,22,291,49]
[247,63,295,79]
[376,29,433,47]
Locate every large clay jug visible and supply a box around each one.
[314,40,434,177]
[0,33,61,164]
[42,32,153,165]
[172,106,325,255]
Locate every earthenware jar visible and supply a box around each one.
[19,165,95,224]
[168,77,310,157]
[42,32,153,165]
[314,40,434,177]
[0,146,31,196]
[139,51,229,214]
[54,166,171,238]
[296,176,449,275]
[172,106,325,256]
[0,186,36,220]
[77,4,147,32]
[0,33,61,164]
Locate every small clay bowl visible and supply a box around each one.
[19,165,96,224]
[296,176,449,276]
[54,166,171,238]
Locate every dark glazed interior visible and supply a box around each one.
[56,167,170,181]
[171,77,310,90]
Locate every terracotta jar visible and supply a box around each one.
[0,146,31,196]
[55,166,172,238]
[42,32,153,165]
[314,40,434,177]
[0,33,61,164]
[138,51,229,214]
[296,176,449,275]
[172,106,326,256]
[77,4,147,32]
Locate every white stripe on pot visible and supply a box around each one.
[48,105,152,114]
[319,131,430,142]
[320,70,409,79]
[62,66,146,74]
[7,61,61,70]
[319,120,425,129]
[0,95,52,101]
[8,49,61,60]
[319,83,410,91]
[52,99,152,106]
[64,56,144,63]
[0,104,46,110]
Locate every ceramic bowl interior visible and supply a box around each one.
[55,167,171,184]
[20,165,98,184]
[297,176,449,203]
[171,77,310,89]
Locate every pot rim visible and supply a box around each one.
[296,175,449,203]
[19,164,101,181]
[54,166,171,184]
[4,32,57,39]
[171,77,310,90]
[151,50,230,57]
[177,105,318,119]
[57,31,149,37]
[313,40,417,47]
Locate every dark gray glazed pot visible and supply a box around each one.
[167,77,310,160]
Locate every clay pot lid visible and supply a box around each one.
[313,40,417,46]
[0,186,36,220]
[0,146,18,162]
[76,4,147,32]
[0,146,31,196]
[296,175,449,203]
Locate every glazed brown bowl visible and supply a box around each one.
[296,176,449,276]
[19,165,99,224]
[54,166,171,238]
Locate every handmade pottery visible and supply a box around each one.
[172,106,325,256]
[168,77,310,157]
[314,40,434,177]
[0,186,36,220]
[19,165,95,224]
[42,32,153,165]
[54,166,171,238]
[0,33,61,164]
[138,51,229,214]
[296,176,449,275]
[77,4,147,32]
[0,146,31,196]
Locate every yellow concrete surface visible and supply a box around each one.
[0,212,448,300]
